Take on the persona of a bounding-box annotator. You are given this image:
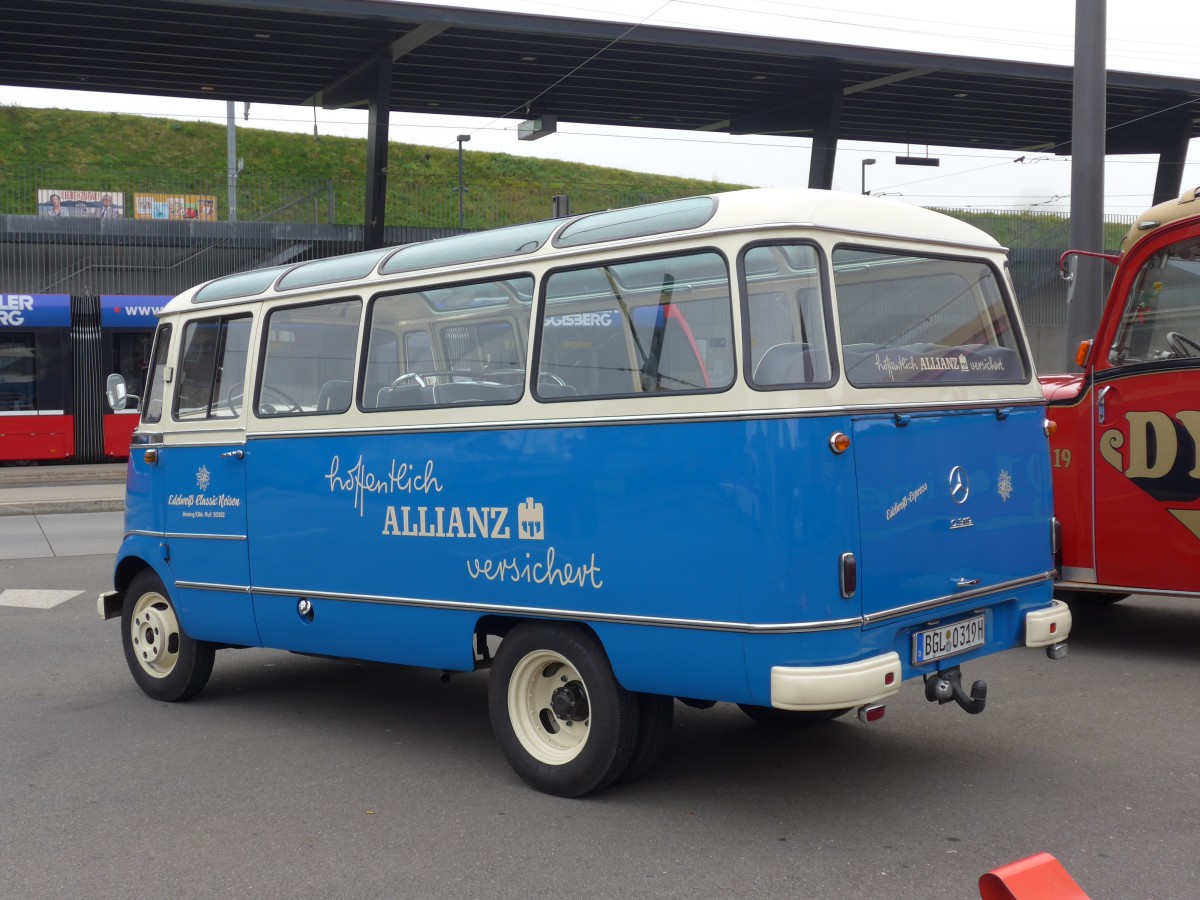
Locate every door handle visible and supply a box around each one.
[220,449,245,459]
[1097,385,1113,424]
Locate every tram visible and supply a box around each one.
[0,293,167,463]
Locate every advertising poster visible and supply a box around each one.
[133,193,219,221]
[37,189,125,219]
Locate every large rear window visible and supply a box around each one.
[833,248,1027,386]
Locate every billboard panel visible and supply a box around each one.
[37,189,124,219]
[133,193,218,221]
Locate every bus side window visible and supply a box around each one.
[174,315,252,420]
[742,242,833,388]
[365,275,532,411]
[538,251,735,399]
[257,298,362,417]
[141,325,172,424]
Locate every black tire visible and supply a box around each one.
[737,703,851,728]
[120,569,215,702]
[614,694,674,785]
[488,623,639,797]
[1056,588,1130,607]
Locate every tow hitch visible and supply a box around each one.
[924,666,987,715]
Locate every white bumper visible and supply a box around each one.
[770,652,902,711]
[1024,599,1072,648]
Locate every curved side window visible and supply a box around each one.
[536,251,735,399]
[364,276,532,411]
[741,242,835,390]
[141,324,172,424]
[257,298,362,417]
[173,315,253,420]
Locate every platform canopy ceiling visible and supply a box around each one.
[4,0,1199,156]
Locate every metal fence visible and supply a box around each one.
[0,163,1139,370]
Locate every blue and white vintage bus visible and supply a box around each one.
[101,189,1071,796]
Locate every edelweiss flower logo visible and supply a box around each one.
[196,465,211,492]
[997,469,1013,502]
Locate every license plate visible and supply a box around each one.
[912,614,986,664]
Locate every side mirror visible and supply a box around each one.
[106,373,128,411]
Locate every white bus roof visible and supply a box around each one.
[164,188,1002,314]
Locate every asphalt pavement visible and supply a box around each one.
[0,462,126,562]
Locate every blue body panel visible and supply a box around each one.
[116,410,1054,704]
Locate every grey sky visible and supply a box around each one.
[2,0,1196,214]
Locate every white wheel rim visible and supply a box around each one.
[129,591,181,680]
[507,649,590,765]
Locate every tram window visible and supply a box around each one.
[538,252,735,398]
[142,326,171,424]
[111,332,153,401]
[174,315,252,420]
[258,298,362,417]
[0,334,36,411]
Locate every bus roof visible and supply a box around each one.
[167,188,1003,314]
[1119,186,1200,256]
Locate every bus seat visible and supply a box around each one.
[375,383,433,409]
[754,342,830,385]
[432,382,523,405]
[317,380,352,412]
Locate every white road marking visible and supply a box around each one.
[0,589,84,609]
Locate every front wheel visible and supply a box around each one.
[120,570,215,702]
[488,623,638,797]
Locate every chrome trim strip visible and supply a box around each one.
[174,572,1054,632]
[127,529,247,541]
[244,399,1048,441]
[1060,566,1096,583]
[861,572,1056,625]
[200,583,865,634]
[176,580,252,594]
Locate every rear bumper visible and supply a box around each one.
[770,652,902,711]
[1024,599,1071,647]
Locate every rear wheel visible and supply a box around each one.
[614,694,674,785]
[488,623,638,797]
[737,704,851,728]
[120,570,215,702]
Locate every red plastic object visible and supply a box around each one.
[979,852,1089,899]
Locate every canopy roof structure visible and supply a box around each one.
[4,0,1199,245]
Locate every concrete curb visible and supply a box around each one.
[0,498,125,517]
[0,465,126,486]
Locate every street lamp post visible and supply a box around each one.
[861,158,876,195]
[456,134,471,229]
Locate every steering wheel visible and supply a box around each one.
[224,382,245,416]
[537,371,568,387]
[257,385,304,415]
[390,372,428,388]
[1166,331,1200,358]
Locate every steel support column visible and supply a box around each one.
[1066,1,1106,368]
[807,92,843,190]
[363,54,392,251]
[1151,112,1192,205]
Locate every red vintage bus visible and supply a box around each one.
[1045,187,1200,601]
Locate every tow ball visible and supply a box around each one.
[923,666,987,715]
